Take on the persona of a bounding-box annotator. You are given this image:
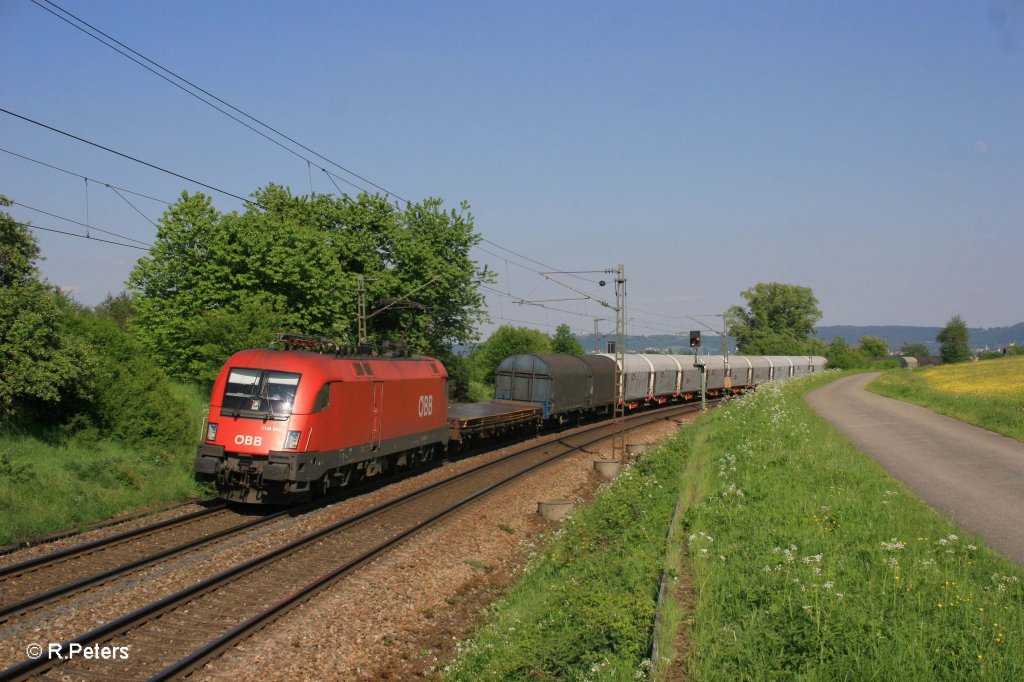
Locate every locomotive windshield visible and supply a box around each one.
[221,368,301,420]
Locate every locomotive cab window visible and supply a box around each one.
[221,368,301,420]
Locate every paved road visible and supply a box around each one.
[805,373,1024,566]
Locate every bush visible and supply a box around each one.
[63,310,193,455]
[826,337,870,369]
[0,284,94,427]
[437,351,471,402]
[469,325,552,384]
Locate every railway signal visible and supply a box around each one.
[689,330,701,348]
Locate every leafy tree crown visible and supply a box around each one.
[725,282,822,355]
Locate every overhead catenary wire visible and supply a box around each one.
[83,177,90,238]
[485,315,575,331]
[321,167,369,195]
[477,237,602,284]
[0,147,173,205]
[0,108,255,206]
[28,1,613,303]
[35,0,614,285]
[480,284,592,319]
[107,185,159,229]
[19,3,698,333]
[11,201,153,246]
[16,220,150,251]
[480,284,681,337]
[32,0,390,200]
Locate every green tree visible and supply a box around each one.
[898,342,930,357]
[825,337,869,369]
[0,284,93,425]
[0,195,40,287]
[470,325,553,384]
[128,190,344,379]
[725,283,823,355]
[0,201,92,426]
[859,335,889,357]
[436,351,471,402]
[182,299,288,385]
[937,315,971,364]
[94,291,137,330]
[806,338,828,356]
[129,187,489,382]
[384,197,490,352]
[63,310,192,455]
[551,324,585,355]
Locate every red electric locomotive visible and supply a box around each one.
[194,337,449,503]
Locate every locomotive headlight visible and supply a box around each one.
[206,422,218,442]
[285,430,302,450]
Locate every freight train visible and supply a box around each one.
[194,335,825,503]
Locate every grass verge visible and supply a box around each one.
[441,436,690,680]
[0,382,212,545]
[444,373,1024,680]
[868,356,1024,443]
[679,372,1024,679]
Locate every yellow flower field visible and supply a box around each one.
[920,356,1024,397]
[870,356,1024,443]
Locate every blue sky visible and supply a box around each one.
[2,0,1022,340]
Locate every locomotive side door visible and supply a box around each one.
[370,381,384,451]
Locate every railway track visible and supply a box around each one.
[0,461,444,625]
[0,402,700,681]
[0,499,204,558]
[0,504,279,623]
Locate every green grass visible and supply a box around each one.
[679,373,1024,680]
[170,381,214,440]
[443,373,1024,681]
[441,435,688,681]
[0,382,213,545]
[868,356,1024,443]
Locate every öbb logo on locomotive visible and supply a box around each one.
[193,342,825,504]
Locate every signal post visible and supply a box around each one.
[690,330,706,413]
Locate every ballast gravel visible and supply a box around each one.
[0,417,688,677]
[196,418,688,681]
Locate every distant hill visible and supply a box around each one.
[814,323,1024,353]
[457,323,1024,356]
[575,322,1024,354]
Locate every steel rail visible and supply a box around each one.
[0,505,226,582]
[157,403,705,680]
[0,508,290,622]
[1,401,703,681]
[0,498,204,557]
